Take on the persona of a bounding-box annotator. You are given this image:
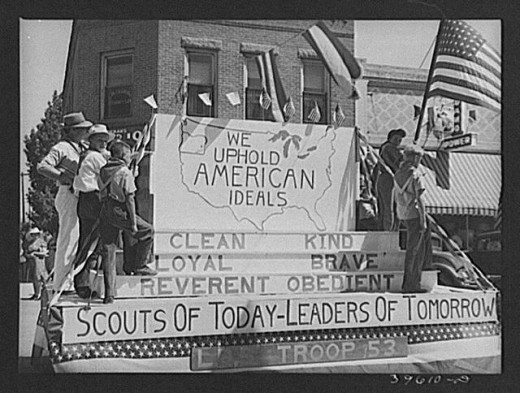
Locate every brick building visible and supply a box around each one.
[63,19,357,222]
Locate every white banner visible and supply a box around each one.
[153,231,400,254]
[152,251,405,275]
[91,271,438,298]
[61,291,498,344]
[150,115,358,233]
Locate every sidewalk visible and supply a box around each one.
[19,283,54,373]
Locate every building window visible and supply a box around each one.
[102,52,133,119]
[187,52,216,117]
[245,57,264,120]
[302,61,328,124]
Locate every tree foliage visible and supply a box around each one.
[23,91,64,236]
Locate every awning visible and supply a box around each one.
[421,152,501,216]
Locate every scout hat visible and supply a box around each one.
[61,112,93,129]
[387,128,406,140]
[87,124,113,139]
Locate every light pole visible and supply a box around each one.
[20,172,29,223]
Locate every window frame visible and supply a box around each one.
[100,50,134,120]
[186,49,217,118]
[302,59,329,125]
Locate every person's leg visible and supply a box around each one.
[29,259,39,299]
[402,218,423,292]
[421,220,434,271]
[53,187,80,293]
[376,175,394,231]
[100,222,120,303]
[122,231,137,274]
[74,192,101,297]
[131,215,156,275]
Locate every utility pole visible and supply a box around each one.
[20,172,29,223]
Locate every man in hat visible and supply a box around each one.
[72,124,113,299]
[393,144,433,293]
[37,112,92,293]
[376,128,406,231]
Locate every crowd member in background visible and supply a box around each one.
[99,141,157,304]
[72,124,112,299]
[393,145,433,293]
[37,112,92,292]
[24,227,49,300]
[376,128,405,231]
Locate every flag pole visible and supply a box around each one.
[413,19,446,144]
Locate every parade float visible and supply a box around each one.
[38,114,500,373]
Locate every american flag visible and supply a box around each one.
[283,96,295,121]
[308,101,321,123]
[332,104,345,128]
[259,88,272,110]
[428,20,501,112]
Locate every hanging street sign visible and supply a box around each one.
[440,133,477,151]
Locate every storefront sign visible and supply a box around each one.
[440,133,476,150]
[191,336,408,370]
[61,291,498,344]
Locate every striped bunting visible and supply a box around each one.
[303,21,362,97]
[428,20,501,112]
[255,50,288,122]
[421,151,450,190]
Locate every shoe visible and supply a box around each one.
[103,296,115,304]
[76,287,99,299]
[402,288,428,294]
[133,266,158,276]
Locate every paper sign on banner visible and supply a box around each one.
[198,93,212,106]
[226,92,241,106]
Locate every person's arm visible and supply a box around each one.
[37,143,73,185]
[414,175,427,231]
[125,193,138,233]
[121,168,139,233]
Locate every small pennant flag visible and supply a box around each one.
[226,91,241,106]
[469,109,477,122]
[332,104,346,128]
[308,101,321,123]
[198,92,212,106]
[413,105,421,119]
[283,96,295,121]
[143,94,158,109]
[259,88,272,110]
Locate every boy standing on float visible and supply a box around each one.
[393,145,433,293]
[99,140,157,303]
[72,124,112,299]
